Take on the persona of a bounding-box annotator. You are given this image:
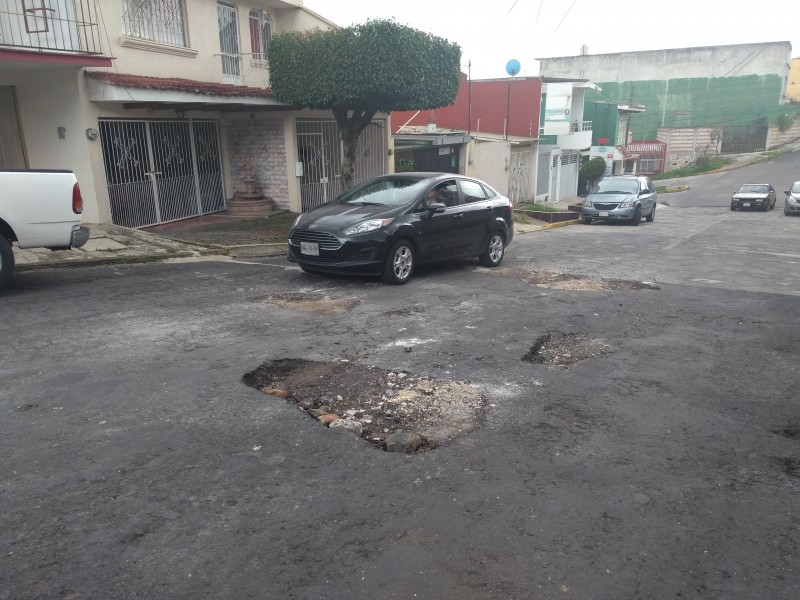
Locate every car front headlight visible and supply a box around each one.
[619,197,638,207]
[789,195,800,204]
[292,214,303,229]
[582,199,593,207]
[343,218,394,236]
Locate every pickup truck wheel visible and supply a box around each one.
[0,236,14,290]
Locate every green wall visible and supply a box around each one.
[584,74,785,141]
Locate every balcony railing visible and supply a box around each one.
[0,0,103,54]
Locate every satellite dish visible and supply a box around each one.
[506,59,521,77]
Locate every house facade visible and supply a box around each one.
[538,42,797,170]
[1,0,390,226]
[392,75,596,204]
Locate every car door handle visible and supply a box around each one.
[454,213,464,219]
[484,206,493,211]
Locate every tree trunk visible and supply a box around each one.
[332,108,377,190]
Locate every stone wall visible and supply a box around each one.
[226,117,289,209]
[658,127,720,170]
[767,120,800,149]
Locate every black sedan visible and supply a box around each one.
[731,184,776,211]
[287,173,513,284]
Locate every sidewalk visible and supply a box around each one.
[13,203,579,272]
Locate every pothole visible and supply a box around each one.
[522,332,612,365]
[771,457,800,478]
[243,358,484,453]
[493,267,659,291]
[250,293,359,315]
[771,426,800,441]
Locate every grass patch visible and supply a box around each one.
[656,185,689,194]
[515,203,559,212]
[751,149,789,164]
[513,212,534,224]
[652,158,730,180]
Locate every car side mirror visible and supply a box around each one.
[427,202,446,213]
[785,191,790,195]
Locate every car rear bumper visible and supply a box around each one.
[71,225,90,248]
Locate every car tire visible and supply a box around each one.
[785,205,790,216]
[763,202,769,212]
[479,231,505,267]
[731,205,736,211]
[0,235,14,291]
[382,239,415,285]
[630,206,642,226]
[581,216,592,224]
[645,204,656,222]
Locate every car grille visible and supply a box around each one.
[289,229,342,250]
[593,203,620,210]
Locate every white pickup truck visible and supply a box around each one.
[0,170,90,290]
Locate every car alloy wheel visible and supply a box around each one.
[479,232,505,267]
[382,240,415,285]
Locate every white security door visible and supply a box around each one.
[217,2,241,84]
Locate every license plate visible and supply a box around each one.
[742,203,750,207]
[300,242,319,256]
[599,211,609,217]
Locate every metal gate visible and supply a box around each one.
[296,119,386,212]
[558,152,579,200]
[99,119,226,228]
[721,124,768,154]
[508,149,534,203]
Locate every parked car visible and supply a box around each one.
[1,169,90,290]
[287,173,513,284]
[731,184,776,211]
[580,175,657,225]
[784,182,800,216]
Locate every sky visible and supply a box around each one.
[302,0,800,80]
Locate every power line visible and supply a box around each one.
[534,0,544,29]
[553,0,577,34]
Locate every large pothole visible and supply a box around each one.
[491,267,660,292]
[243,359,484,453]
[523,332,612,365]
[249,293,359,315]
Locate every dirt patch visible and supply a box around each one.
[771,457,800,478]
[491,267,659,292]
[243,358,484,452]
[523,332,612,365]
[771,424,800,440]
[250,293,359,315]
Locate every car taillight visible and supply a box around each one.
[72,182,83,214]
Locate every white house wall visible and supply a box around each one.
[466,139,510,197]
[539,42,792,83]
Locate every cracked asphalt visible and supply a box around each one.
[2,154,799,599]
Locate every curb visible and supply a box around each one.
[542,219,580,230]
[14,249,208,272]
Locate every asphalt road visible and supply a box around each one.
[2,155,799,599]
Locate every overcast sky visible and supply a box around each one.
[302,0,799,79]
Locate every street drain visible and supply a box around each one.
[523,332,612,365]
[250,293,359,315]
[243,358,483,453]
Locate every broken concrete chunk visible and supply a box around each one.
[386,432,424,453]
[317,413,340,425]
[307,408,329,418]
[329,418,363,435]
[261,387,289,399]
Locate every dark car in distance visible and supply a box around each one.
[580,175,658,225]
[731,184,776,211]
[287,173,513,284]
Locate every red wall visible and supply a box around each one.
[392,74,542,139]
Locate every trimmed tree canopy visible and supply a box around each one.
[269,19,462,190]
[269,19,462,113]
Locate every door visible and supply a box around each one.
[457,178,494,254]
[638,177,656,215]
[414,179,464,260]
[99,119,226,228]
[0,87,26,169]
[217,2,242,85]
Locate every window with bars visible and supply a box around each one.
[122,0,187,47]
[249,9,271,62]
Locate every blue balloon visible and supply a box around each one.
[506,59,521,76]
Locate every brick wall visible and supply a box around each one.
[767,120,800,149]
[227,118,290,209]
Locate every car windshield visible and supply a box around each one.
[591,179,638,194]
[738,184,769,193]
[791,182,800,194]
[336,177,429,207]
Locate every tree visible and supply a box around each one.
[580,157,607,190]
[269,19,461,190]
